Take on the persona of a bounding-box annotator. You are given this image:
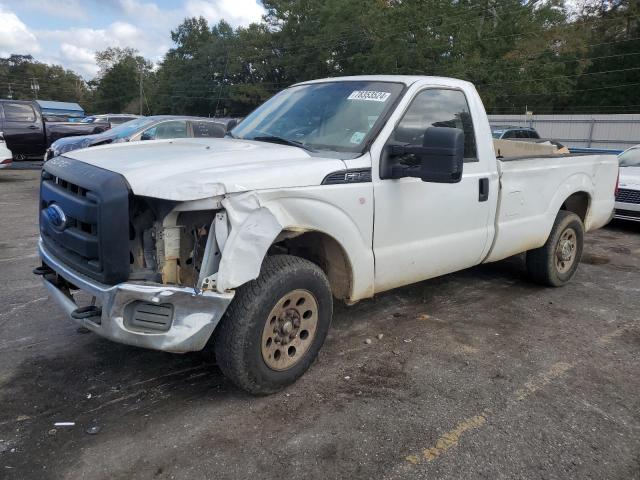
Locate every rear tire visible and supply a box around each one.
[526,211,584,287]
[214,255,333,395]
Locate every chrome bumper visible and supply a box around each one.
[39,239,234,353]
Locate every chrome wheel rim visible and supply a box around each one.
[555,227,577,274]
[261,289,319,371]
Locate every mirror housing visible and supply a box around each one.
[383,127,465,183]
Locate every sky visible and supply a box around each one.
[0,0,265,79]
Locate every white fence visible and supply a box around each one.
[487,114,640,151]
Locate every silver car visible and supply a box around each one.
[46,116,228,160]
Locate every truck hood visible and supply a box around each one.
[619,166,640,190]
[62,138,348,200]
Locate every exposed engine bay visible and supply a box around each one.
[128,197,223,289]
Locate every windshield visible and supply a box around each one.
[619,147,640,167]
[80,117,97,123]
[107,117,154,139]
[231,81,404,152]
[491,131,503,139]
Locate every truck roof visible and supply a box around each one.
[295,75,475,89]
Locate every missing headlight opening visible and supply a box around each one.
[128,198,225,289]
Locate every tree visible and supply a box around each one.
[0,54,91,105]
[92,47,154,114]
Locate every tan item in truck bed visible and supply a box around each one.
[494,139,569,157]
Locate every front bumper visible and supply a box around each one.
[613,201,640,222]
[39,239,234,353]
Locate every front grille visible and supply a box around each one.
[40,157,130,284]
[614,208,640,219]
[125,301,174,332]
[616,188,640,204]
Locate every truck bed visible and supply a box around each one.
[484,153,618,263]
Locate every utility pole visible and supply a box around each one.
[7,83,13,99]
[139,65,143,116]
[30,77,40,99]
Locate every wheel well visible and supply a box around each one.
[269,231,352,300]
[561,191,590,223]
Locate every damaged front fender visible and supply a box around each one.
[215,193,284,293]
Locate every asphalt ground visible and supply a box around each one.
[1,169,638,480]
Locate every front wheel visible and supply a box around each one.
[214,255,333,395]
[526,211,584,287]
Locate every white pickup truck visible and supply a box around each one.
[37,75,618,394]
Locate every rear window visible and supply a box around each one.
[4,103,36,122]
[515,130,528,139]
[191,121,226,138]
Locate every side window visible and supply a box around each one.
[141,121,188,140]
[4,103,36,122]
[191,121,226,138]
[502,130,516,139]
[515,130,526,139]
[530,130,540,139]
[391,89,477,161]
[112,117,135,125]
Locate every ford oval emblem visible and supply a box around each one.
[45,204,67,231]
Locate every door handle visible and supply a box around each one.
[27,125,38,129]
[478,178,489,202]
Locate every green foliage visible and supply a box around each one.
[2,1,637,116]
[92,47,154,114]
[153,0,629,115]
[565,0,640,113]
[0,54,90,106]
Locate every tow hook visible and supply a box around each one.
[71,305,102,321]
[33,265,54,276]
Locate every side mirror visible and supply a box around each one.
[140,132,153,141]
[383,127,465,183]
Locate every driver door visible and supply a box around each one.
[372,87,493,293]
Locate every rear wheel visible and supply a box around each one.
[526,211,584,287]
[214,255,332,395]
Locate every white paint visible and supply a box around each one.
[615,165,640,221]
[216,193,283,292]
[62,75,618,303]
[0,136,12,167]
[63,138,345,201]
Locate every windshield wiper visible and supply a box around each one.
[251,136,314,152]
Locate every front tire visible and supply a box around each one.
[526,211,584,287]
[214,255,333,395]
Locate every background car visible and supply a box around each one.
[81,114,141,129]
[614,145,640,222]
[491,125,541,140]
[0,132,12,169]
[46,115,228,160]
[0,99,109,160]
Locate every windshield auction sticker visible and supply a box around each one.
[347,91,391,102]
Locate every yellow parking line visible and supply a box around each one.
[404,361,575,466]
[514,362,573,401]
[405,413,488,465]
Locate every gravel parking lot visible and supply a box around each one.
[1,169,639,480]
